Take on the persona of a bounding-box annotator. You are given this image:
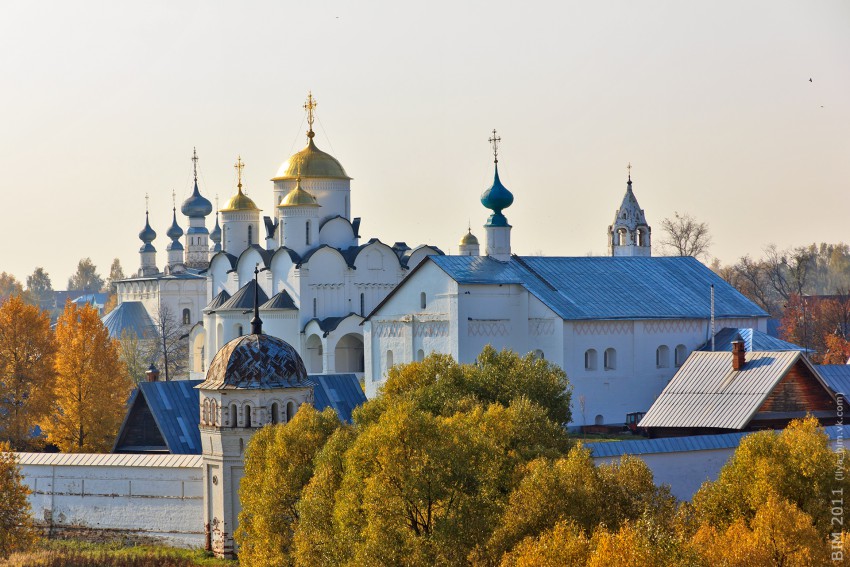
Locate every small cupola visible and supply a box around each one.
[480,129,514,262]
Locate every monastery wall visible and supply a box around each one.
[16,453,204,548]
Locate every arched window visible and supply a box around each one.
[236,324,243,336]
[210,400,217,426]
[618,228,627,246]
[230,404,238,428]
[313,298,317,318]
[417,349,425,362]
[656,345,670,368]
[584,349,597,371]
[604,348,617,370]
[286,401,296,422]
[594,414,604,426]
[533,349,544,360]
[675,344,687,367]
[222,226,226,251]
[636,229,645,247]
[244,404,252,428]
[182,308,191,325]
[306,221,311,246]
[248,225,253,246]
[420,292,426,309]
[271,402,280,425]
[203,399,210,425]
[386,350,394,372]
[239,438,244,455]
[360,293,365,316]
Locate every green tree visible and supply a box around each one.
[25,267,54,311]
[235,406,342,567]
[105,258,126,294]
[692,416,848,535]
[43,302,133,452]
[0,443,38,557]
[0,296,56,449]
[66,257,105,292]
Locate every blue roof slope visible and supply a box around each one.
[697,327,805,352]
[817,365,850,396]
[429,255,768,321]
[138,380,202,454]
[101,301,156,339]
[311,373,367,423]
[586,424,844,458]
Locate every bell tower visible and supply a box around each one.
[608,164,651,257]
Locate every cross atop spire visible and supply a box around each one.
[304,91,317,138]
[235,156,245,191]
[192,147,199,182]
[172,189,176,209]
[627,162,632,182]
[145,192,150,213]
[489,129,501,163]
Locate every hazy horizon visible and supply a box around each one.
[2,1,848,286]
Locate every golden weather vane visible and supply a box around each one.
[489,129,501,163]
[304,91,317,137]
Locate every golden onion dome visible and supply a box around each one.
[273,135,350,181]
[278,179,320,208]
[459,229,479,246]
[220,185,260,212]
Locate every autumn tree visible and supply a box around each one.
[0,296,56,449]
[43,302,133,452]
[0,272,25,304]
[659,211,712,259]
[66,257,105,292]
[117,328,159,384]
[105,258,126,294]
[153,303,188,380]
[692,416,848,535]
[25,267,54,311]
[0,444,37,557]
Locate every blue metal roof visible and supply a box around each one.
[139,380,202,454]
[311,373,367,423]
[697,327,805,352]
[586,424,844,458]
[429,255,768,321]
[817,365,850,396]
[101,301,156,339]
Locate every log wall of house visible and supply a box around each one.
[757,361,836,414]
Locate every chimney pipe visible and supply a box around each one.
[145,363,160,382]
[732,337,745,370]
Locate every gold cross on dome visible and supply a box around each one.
[192,147,199,181]
[489,129,501,163]
[235,156,245,189]
[304,91,317,134]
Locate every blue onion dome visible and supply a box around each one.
[198,334,311,390]
[210,213,222,248]
[166,208,184,240]
[480,164,514,227]
[139,212,157,243]
[181,180,213,218]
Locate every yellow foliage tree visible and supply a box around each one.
[498,520,590,567]
[0,296,55,449]
[0,443,38,557]
[43,302,133,452]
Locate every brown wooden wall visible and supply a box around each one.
[757,361,836,414]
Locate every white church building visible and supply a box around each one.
[363,147,769,425]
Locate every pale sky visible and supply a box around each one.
[1,1,848,286]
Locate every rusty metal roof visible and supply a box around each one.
[639,350,806,429]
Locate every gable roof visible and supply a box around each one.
[370,255,767,322]
[640,351,834,430]
[697,327,805,353]
[113,380,202,454]
[816,365,850,396]
[101,301,156,339]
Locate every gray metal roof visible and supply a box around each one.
[101,301,156,339]
[817,365,850,396]
[586,424,844,458]
[639,351,805,429]
[218,280,268,310]
[139,380,202,453]
[262,290,297,310]
[697,327,804,352]
[426,255,768,321]
[205,289,231,311]
[311,373,367,423]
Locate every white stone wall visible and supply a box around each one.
[17,454,204,548]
